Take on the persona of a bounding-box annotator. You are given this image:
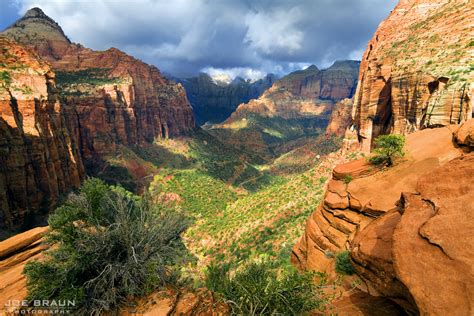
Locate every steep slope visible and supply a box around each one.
[207,62,359,158]
[352,0,473,151]
[0,37,84,229]
[2,7,195,161]
[176,73,276,125]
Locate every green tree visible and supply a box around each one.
[369,134,405,166]
[24,178,188,315]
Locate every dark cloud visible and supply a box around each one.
[5,0,397,78]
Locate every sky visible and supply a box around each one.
[0,0,397,80]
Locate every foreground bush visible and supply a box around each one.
[335,251,355,275]
[205,261,326,315]
[24,178,187,315]
[368,134,405,166]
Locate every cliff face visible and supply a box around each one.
[176,73,276,125]
[226,61,359,121]
[0,8,195,228]
[292,119,473,314]
[352,0,473,151]
[325,98,353,137]
[0,37,84,228]
[276,61,359,101]
[2,7,195,162]
[206,61,359,159]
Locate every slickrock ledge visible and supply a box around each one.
[293,119,474,314]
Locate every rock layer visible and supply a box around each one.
[0,8,195,228]
[0,226,49,309]
[176,73,276,125]
[0,37,84,228]
[352,0,473,151]
[293,119,474,314]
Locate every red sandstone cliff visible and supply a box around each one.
[292,119,474,314]
[2,8,195,161]
[352,0,473,151]
[0,37,84,228]
[0,9,195,228]
[225,61,359,122]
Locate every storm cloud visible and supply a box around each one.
[2,0,397,79]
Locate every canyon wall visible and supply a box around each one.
[352,0,473,151]
[2,8,195,160]
[224,61,359,122]
[0,37,84,228]
[0,8,195,228]
[294,1,473,313]
[176,73,276,125]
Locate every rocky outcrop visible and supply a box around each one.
[293,119,474,314]
[2,7,195,158]
[0,37,84,228]
[0,8,195,227]
[0,226,228,315]
[176,73,276,125]
[352,0,473,151]
[120,288,228,315]
[326,98,353,137]
[0,226,49,310]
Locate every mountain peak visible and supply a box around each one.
[2,6,71,44]
[24,7,47,18]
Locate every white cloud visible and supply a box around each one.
[244,7,304,55]
[10,0,398,77]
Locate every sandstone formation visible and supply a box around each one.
[207,62,359,159]
[0,226,49,310]
[2,7,195,159]
[293,119,474,314]
[326,98,353,137]
[0,8,195,227]
[352,0,473,151]
[176,73,276,125]
[0,37,84,228]
[226,61,359,122]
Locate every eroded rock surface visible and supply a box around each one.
[0,37,84,228]
[0,226,49,308]
[293,119,473,314]
[352,0,473,151]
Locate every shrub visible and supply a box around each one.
[205,261,326,315]
[343,175,353,184]
[335,251,355,275]
[24,178,188,315]
[368,134,405,166]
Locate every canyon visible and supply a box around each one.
[175,73,276,125]
[208,61,359,159]
[0,8,195,229]
[0,0,472,314]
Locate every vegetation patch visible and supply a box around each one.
[335,251,355,275]
[205,261,327,315]
[24,179,188,314]
[368,134,405,166]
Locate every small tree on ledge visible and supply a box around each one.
[368,134,405,166]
